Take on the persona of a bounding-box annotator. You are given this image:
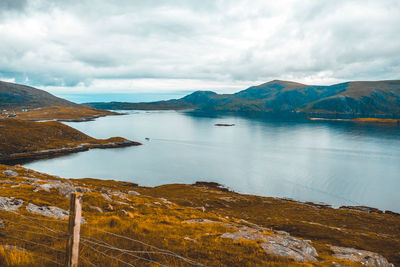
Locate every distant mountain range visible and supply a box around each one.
[0,81,79,109]
[85,80,400,118]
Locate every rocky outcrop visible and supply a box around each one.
[127,190,141,196]
[34,181,76,198]
[2,170,18,177]
[339,205,383,214]
[26,203,69,219]
[330,246,394,267]
[222,229,318,262]
[260,234,318,262]
[0,197,24,211]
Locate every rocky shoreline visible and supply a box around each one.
[0,140,141,163]
[1,165,399,266]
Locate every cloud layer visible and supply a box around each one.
[0,0,399,93]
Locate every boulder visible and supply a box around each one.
[2,170,18,177]
[260,235,318,262]
[89,205,103,213]
[127,190,141,196]
[0,197,24,211]
[330,246,394,267]
[34,181,76,198]
[222,229,318,262]
[26,203,69,220]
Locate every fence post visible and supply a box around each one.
[65,192,83,267]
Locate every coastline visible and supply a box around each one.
[0,140,141,164]
[1,164,399,266]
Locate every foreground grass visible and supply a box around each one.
[0,164,399,266]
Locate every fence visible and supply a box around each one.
[0,192,205,267]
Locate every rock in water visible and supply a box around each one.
[0,197,24,211]
[330,246,394,267]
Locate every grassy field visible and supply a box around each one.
[0,118,140,162]
[0,106,116,122]
[0,164,399,266]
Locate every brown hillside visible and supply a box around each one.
[0,119,140,161]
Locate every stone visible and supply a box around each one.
[184,237,198,242]
[89,205,103,213]
[330,246,394,267]
[260,235,318,262]
[0,197,24,211]
[2,170,18,177]
[34,181,76,198]
[159,198,173,205]
[221,229,318,262]
[26,203,69,220]
[101,193,113,202]
[112,191,128,200]
[127,190,141,196]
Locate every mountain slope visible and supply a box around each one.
[0,81,79,109]
[85,80,400,117]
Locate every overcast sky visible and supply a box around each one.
[0,0,399,94]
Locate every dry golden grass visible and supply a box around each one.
[1,106,116,122]
[0,119,139,162]
[1,164,398,266]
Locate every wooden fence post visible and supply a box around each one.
[65,192,83,267]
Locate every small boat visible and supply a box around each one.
[145,137,150,141]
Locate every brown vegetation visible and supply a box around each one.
[0,119,140,162]
[0,164,399,266]
[0,106,117,122]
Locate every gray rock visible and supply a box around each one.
[222,230,318,262]
[0,197,24,211]
[260,235,318,262]
[89,205,103,213]
[26,203,69,220]
[2,170,18,177]
[221,229,266,241]
[34,181,76,198]
[127,190,140,196]
[111,191,128,200]
[330,246,394,267]
[101,193,113,202]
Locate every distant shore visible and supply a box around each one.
[309,117,400,124]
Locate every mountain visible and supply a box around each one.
[85,80,400,117]
[0,80,79,109]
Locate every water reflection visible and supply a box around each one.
[22,110,400,212]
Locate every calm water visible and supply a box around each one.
[23,111,400,212]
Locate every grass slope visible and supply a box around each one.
[0,119,139,161]
[0,81,78,109]
[0,165,399,266]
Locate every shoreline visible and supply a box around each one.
[1,164,399,265]
[0,140,141,164]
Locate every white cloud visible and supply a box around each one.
[0,0,399,93]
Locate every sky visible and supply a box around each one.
[0,0,399,96]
